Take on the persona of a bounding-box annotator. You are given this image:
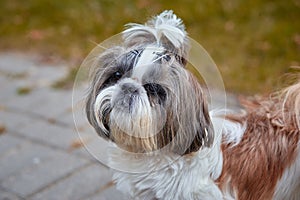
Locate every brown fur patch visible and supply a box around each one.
[217,83,300,200]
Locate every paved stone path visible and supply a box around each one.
[0,52,125,200]
[0,52,241,200]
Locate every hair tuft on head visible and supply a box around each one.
[123,10,187,51]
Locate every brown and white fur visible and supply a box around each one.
[85,11,300,200]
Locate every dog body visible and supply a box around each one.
[86,11,300,200]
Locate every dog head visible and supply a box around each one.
[85,10,214,155]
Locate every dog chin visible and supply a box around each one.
[100,79,166,152]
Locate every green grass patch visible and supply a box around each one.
[0,0,299,94]
[16,87,32,95]
[52,67,78,89]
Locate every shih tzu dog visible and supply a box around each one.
[85,10,300,200]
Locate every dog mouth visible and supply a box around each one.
[128,94,137,113]
[110,77,167,112]
[111,82,147,114]
[94,77,169,141]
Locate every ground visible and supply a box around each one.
[0,52,126,200]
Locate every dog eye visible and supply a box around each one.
[108,71,123,83]
[144,83,167,103]
[100,71,123,91]
[113,71,122,79]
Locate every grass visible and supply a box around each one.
[16,86,32,95]
[52,67,79,89]
[0,0,299,94]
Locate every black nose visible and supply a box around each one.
[114,81,144,112]
[120,82,140,95]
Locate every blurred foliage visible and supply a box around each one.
[0,0,299,94]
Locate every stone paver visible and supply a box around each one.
[0,110,37,132]
[0,52,125,200]
[3,88,72,118]
[14,117,81,150]
[88,186,128,200]
[0,76,20,102]
[0,134,24,155]
[0,52,36,74]
[30,164,113,200]
[0,187,22,200]
[0,139,58,180]
[2,151,89,197]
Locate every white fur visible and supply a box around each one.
[109,111,247,200]
[273,141,300,200]
[210,109,247,146]
[132,45,165,81]
[221,177,237,200]
[221,120,246,145]
[135,45,164,67]
[209,110,245,200]
[94,85,116,135]
[124,10,186,48]
[110,145,223,200]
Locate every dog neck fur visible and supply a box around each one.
[108,112,241,200]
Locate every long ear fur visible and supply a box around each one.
[123,10,189,61]
[169,71,214,155]
[184,74,214,154]
[85,46,125,139]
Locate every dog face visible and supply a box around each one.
[85,11,214,155]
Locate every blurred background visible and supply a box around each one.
[1,0,299,94]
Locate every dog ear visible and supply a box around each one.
[123,10,189,65]
[171,73,214,155]
[85,47,125,139]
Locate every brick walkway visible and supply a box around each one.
[0,53,125,200]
